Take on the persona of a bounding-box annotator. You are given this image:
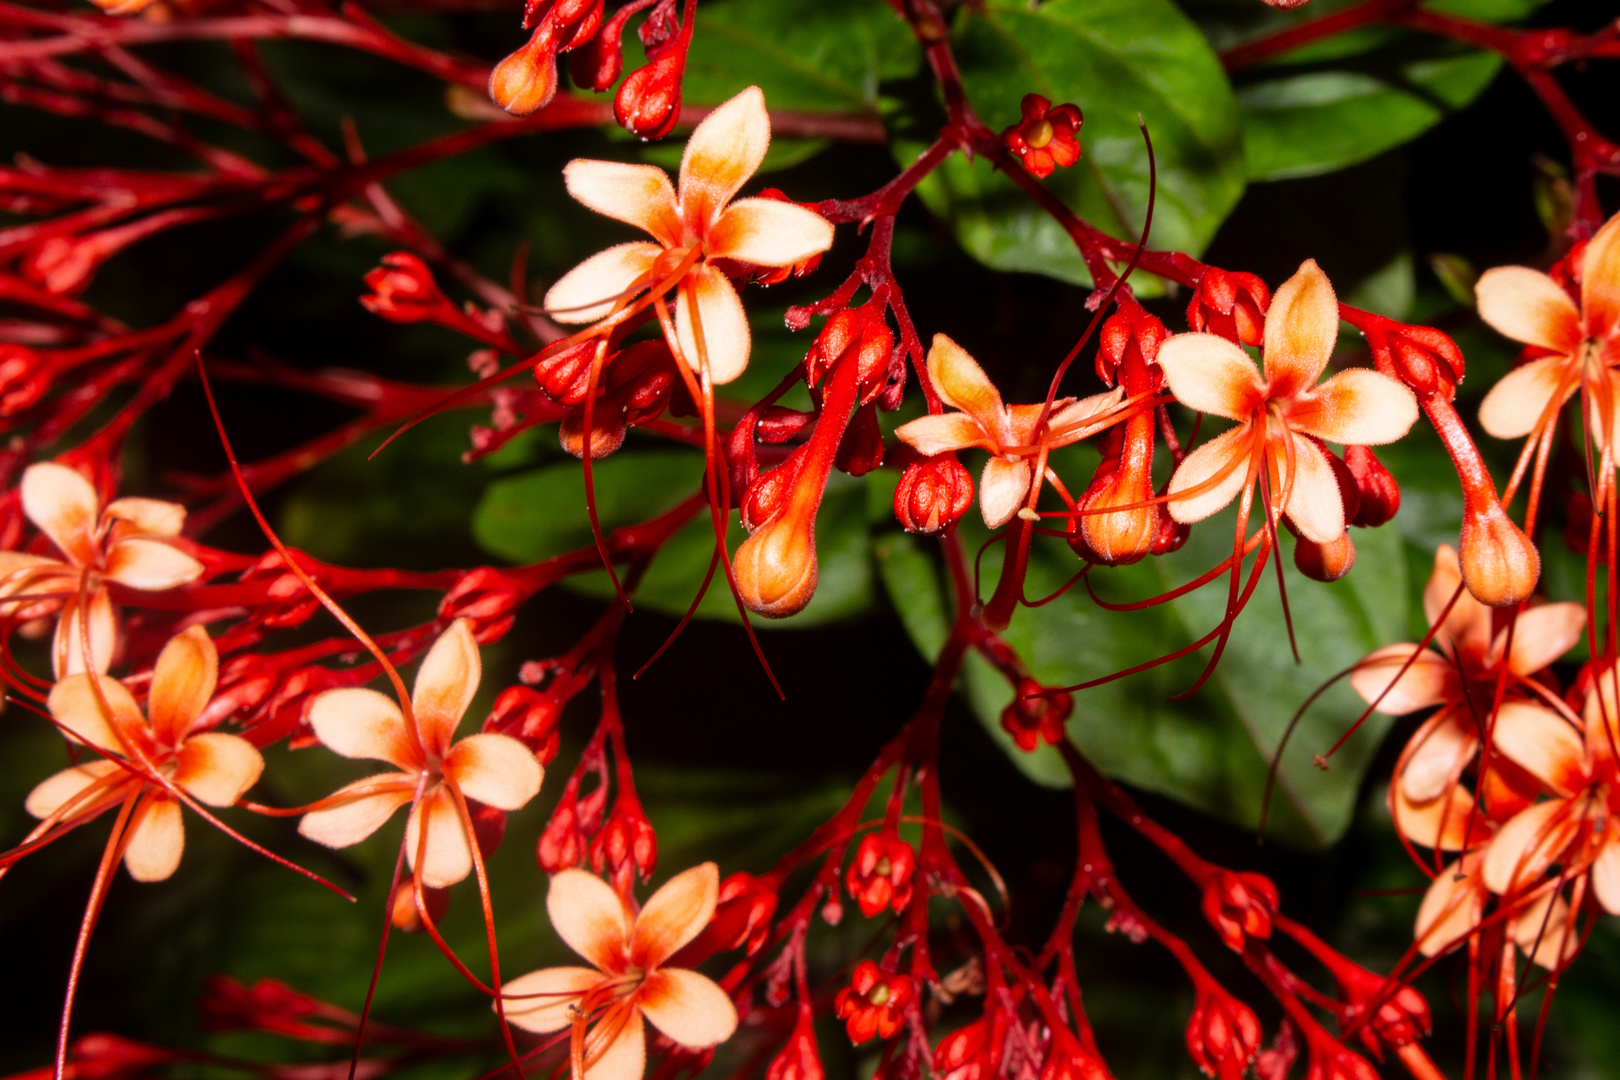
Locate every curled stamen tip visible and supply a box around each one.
[1312,754,1329,770]
[1459,500,1540,606]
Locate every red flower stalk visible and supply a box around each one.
[845,832,916,917]
[833,961,913,1043]
[1003,94,1083,179]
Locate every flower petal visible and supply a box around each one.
[53,586,115,677]
[707,199,832,267]
[404,786,472,888]
[1421,544,1492,657]
[1262,259,1340,395]
[148,625,217,745]
[102,497,185,539]
[1591,832,1620,914]
[549,867,633,971]
[25,760,122,820]
[1400,712,1478,802]
[1510,890,1578,970]
[47,672,138,753]
[1286,369,1418,446]
[679,86,769,231]
[1166,424,1252,525]
[563,160,681,248]
[675,265,750,385]
[1506,602,1586,676]
[1491,702,1587,797]
[444,733,542,810]
[307,687,417,770]
[978,457,1032,529]
[1155,333,1261,422]
[926,335,1006,438]
[21,462,98,566]
[412,619,480,756]
[298,776,414,848]
[1475,266,1581,352]
[1477,354,1574,440]
[1482,799,1578,895]
[631,861,718,969]
[1415,863,1484,957]
[584,1005,644,1080]
[104,538,203,591]
[1279,434,1344,543]
[1391,783,1477,851]
[1582,211,1620,340]
[1585,668,1620,771]
[500,967,604,1034]
[124,794,184,882]
[1043,388,1127,447]
[1349,644,1456,715]
[639,969,738,1048]
[173,733,263,807]
[893,413,992,457]
[544,242,662,324]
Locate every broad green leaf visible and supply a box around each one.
[904,0,1246,290]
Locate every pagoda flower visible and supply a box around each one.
[543,85,834,386]
[297,619,543,888]
[0,462,203,677]
[1350,545,1584,850]
[501,863,738,1080]
[1159,259,1419,543]
[894,334,1127,528]
[22,626,263,882]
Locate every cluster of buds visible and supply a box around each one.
[490,0,609,117]
[834,961,914,1043]
[359,253,508,346]
[804,305,897,404]
[1186,268,1269,347]
[845,833,916,917]
[556,340,679,459]
[1000,678,1074,751]
[482,683,565,764]
[1002,94,1083,179]
[613,0,696,138]
[679,871,779,960]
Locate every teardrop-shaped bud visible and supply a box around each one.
[734,511,818,619]
[489,29,559,117]
[614,47,685,139]
[1295,530,1357,582]
[1459,498,1539,606]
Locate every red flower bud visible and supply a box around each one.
[1202,870,1278,952]
[741,446,807,533]
[568,0,634,91]
[615,45,686,140]
[767,1010,824,1080]
[1343,445,1400,528]
[1385,325,1464,400]
[1187,268,1270,347]
[1000,678,1073,751]
[834,962,914,1043]
[534,340,601,405]
[894,454,974,535]
[0,344,50,416]
[483,684,562,763]
[1002,94,1083,179]
[360,253,457,324]
[1186,988,1262,1080]
[1294,529,1356,583]
[845,833,917,917]
[834,402,885,477]
[559,399,627,458]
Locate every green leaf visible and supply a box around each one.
[903,0,1246,290]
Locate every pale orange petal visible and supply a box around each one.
[444,733,542,810]
[25,760,121,819]
[124,794,183,882]
[1279,434,1344,543]
[1422,545,1491,657]
[584,1005,644,1080]
[1349,644,1456,715]
[1475,266,1581,352]
[1155,333,1262,422]
[679,86,769,231]
[1507,602,1586,676]
[1415,863,1484,956]
[1043,388,1128,447]
[1400,712,1478,802]
[926,335,1006,437]
[562,160,682,248]
[21,462,98,566]
[675,265,750,385]
[893,413,993,457]
[307,687,418,770]
[544,242,662,324]
[1482,800,1578,894]
[1582,211,1620,340]
[707,198,833,267]
[102,497,185,539]
[500,967,604,1034]
[1584,668,1620,770]
[405,785,472,888]
[1477,355,1574,440]
[1510,890,1578,970]
[548,867,633,972]
[104,537,203,591]
[173,733,263,807]
[298,776,414,848]
[1391,783,1476,851]
[148,625,217,745]
[978,457,1032,529]
[1262,259,1340,395]
[1286,369,1418,446]
[53,586,115,677]
[47,672,137,753]
[1491,702,1587,797]
[630,862,718,969]
[1166,424,1252,525]
[1591,832,1620,914]
[0,551,70,602]
[639,969,738,1047]
[412,618,480,757]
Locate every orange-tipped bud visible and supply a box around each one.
[614,47,685,139]
[1295,530,1356,582]
[1074,422,1158,565]
[894,455,973,535]
[559,399,627,459]
[1459,499,1540,605]
[489,29,558,117]
[389,875,449,932]
[734,510,818,618]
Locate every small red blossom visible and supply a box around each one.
[1186,988,1262,1080]
[1202,870,1278,952]
[1186,268,1270,347]
[360,253,455,325]
[1003,94,1083,179]
[1000,679,1073,751]
[845,833,916,917]
[833,961,913,1043]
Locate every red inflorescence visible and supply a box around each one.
[1002,94,1083,179]
[845,833,917,917]
[834,961,914,1043]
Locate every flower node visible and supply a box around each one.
[1000,678,1074,751]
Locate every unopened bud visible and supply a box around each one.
[361,252,453,324]
[614,46,685,139]
[1459,498,1540,606]
[894,455,974,535]
[390,875,449,932]
[734,510,817,618]
[834,403,885,477]
[807,309,861,387]
[534,340,600,405]
[1387,326,1465,400]
[1074,422,1157,565]
[559,400,627,459]
[1187,268,1270,347]
[1295,530,1356,582]
[0,344,49,416]
[767,1010,825,1080]
[489,28,559,117]
[568,5,627,90]
[1343,445,1399,527]
[1151,502,1190,554]
[741,450,805,532]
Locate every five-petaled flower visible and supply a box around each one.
[1159,260,1419,544]
[297,618,543,888]
[501,863,739,1080]
[895,334,1126,528]
[543,86,834,385]
[834,961,913,1044]
[25,626,262,882]
[1002,94,1082,180]
[0,462,203,677]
